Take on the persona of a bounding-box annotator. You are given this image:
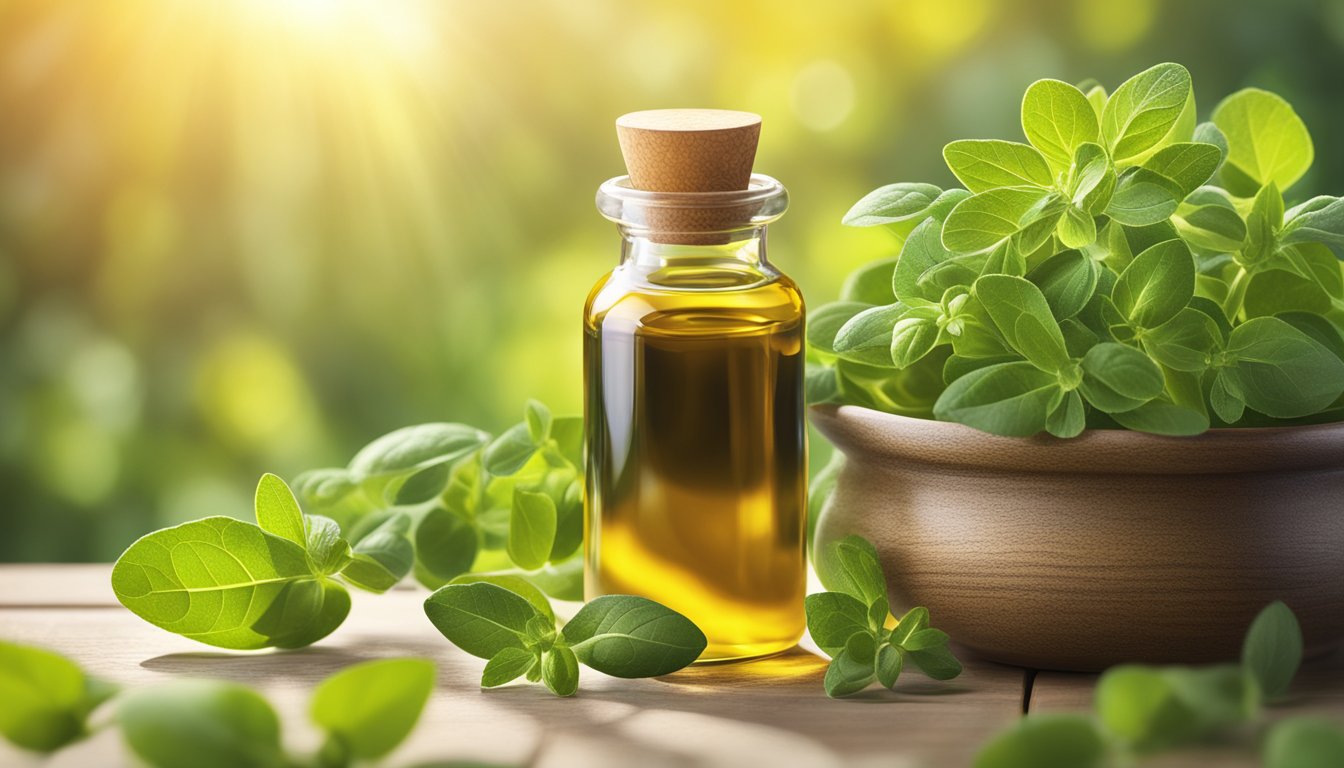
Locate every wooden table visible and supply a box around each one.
[1,566,1340,767]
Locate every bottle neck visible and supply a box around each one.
[620,225,769,269]
[615,226,774,290]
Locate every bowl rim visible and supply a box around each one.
[809,404,1344,475]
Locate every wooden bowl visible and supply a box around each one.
[810,404,1344,672]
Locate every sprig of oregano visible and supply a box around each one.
[423,582,707,697]
[111,400,584,651]
[810,63,1344,438]
[807,534,962,697]
[0,640,437,768]
[974,601,1344,767]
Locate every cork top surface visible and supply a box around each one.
[615,109,762,133]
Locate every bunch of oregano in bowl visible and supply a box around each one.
[808,62,1344,437]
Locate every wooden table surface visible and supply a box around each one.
[1,566,1340,768]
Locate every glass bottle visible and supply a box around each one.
[584,173,806,661]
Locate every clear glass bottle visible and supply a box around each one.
[584,175,806,662]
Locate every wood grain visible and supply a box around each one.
[811,404,1344,671]
[0,566,1026,768]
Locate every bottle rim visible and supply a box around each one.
[596,173,788,233]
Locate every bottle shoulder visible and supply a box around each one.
[585,266,803,337]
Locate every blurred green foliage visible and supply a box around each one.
[3,0,1344,561]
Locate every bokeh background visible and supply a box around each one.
[4,0,1344,561]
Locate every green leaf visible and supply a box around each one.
[823,633,878,698]
[973,714,1107,768]
[414,507,479,585]
[843,182,943,227]
[934,361,1061,436]
[804,591,871,658]
[112,517,349,649]
[1283,196,1344,257]
[483,423,540,477]
[833,303,906,367]
[304,515,352,576]
[482,647,538,688]
[1069,142,1115,214]
[1112,239,1194,329]
[0,641,113,753]
[942,187,1056,253]
[1046,390,1085,438]
[1224,317,1344,418]
[311,658,435,761]
[889,606,930,646]
[1242,600,1303,700]
[943,140,1053,193]
[508,490,557,570]
[894,218,972,305]
[876,644,904,689]
[805,362,840,404]
[1264,718,1344,768]
[423,582,543,659]
[1210,371,1247,424]
[1110,400,1209,436]
[1212,88,1313,193]
[1175,202,1246,253]
[524,399,552,444]
[808,301,872,353]
[1143,308,1220,372]
[450,573,555,623]
[907,642,964,680]
[816,534,887,607]
[1106,173,1179,226]
[974,275,1070,372]
[1141,142,1222,198]
[1021,79,1099,173]
[1193,121,1229,162]
[1095,665,1199,751]
[1078,343,1164,413]
[542,646,580,697]
[350,423,489,480]
[391,462,452,505]
[254,473,306,548]
[561,595,707,677]
[1026,250,1098,321]
[890,315,941,369]
[550,415,584,469]
[1101,63,1192,162]
[119,680,284,768]
[341,512,413,593]
[1057,205,1096,249]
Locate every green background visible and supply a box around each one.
[4,0,1344,561]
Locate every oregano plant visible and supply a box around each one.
[807,535,962,697]
[810,63,1344,437]
[0,643,438,768]
[973,601,1344,767]
[111,400,586,650]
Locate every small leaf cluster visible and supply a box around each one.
[0,641,440,768]
[295,399,585,596]
[810,63,1344,437]
[423,582,707,697]
[112,400,584,650]
[975,601,1344,768]
[806,535,961,697]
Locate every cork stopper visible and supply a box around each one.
[615,109,763,243]
[616,109,761,193]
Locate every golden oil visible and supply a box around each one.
[584,179,806,662]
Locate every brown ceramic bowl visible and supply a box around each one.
[810,404,1344,672]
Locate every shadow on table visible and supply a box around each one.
[139,636,455,682]
[473,646,1016,767]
